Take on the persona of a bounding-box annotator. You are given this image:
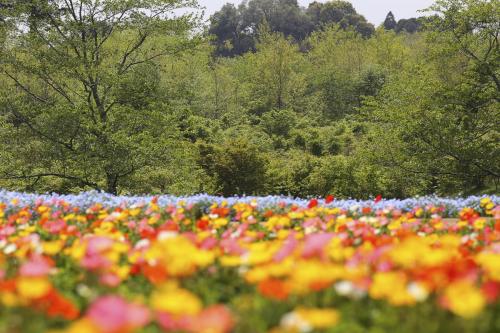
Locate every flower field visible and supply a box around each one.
[0,192,499,333]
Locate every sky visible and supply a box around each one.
[198,0,435,25]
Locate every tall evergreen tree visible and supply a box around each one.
[383,11,397,30]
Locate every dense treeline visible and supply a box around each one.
[209,1,431,57]
[0,0,498,197]
[209,0,375,56]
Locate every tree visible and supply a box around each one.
[307,1,375,37]
[383,11,397,30]
[208,0,375,57]
[427,0,500,93]
[395,18,421,33]
[308,26,374,118]
[208,0,312,57]
[239,0,312,41]
[237,29,307,115]
[197,139,267,196]
[0,0,201,194]
[208,3,255,57]
[358,0,499,195]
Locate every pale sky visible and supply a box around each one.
[198,0,435,25]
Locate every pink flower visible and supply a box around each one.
[220,239,246,256]
[303,217,323,229]
[126,302,152,328]
[66,225,78,234]
[87,237,114,255]
[20,256,51,277]
[87,296,150,333]
[44,219,66,233]
[200,237,218,250]
[274,233,298,262]
[100,273,121,287]
[187,305,234,333]
[302,233,333,258]
[157,312,192,332]
[81,255,111,270]
[0,225,16,237]
[158,306,234,333]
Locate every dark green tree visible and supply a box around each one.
[197,139,267,196]
[208,0,375,57]
[383,11,397,30]
[395,18,421,33]
[208,4,255,57]
[208,0,312,57]
[306,1,375,37]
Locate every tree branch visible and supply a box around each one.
[3,71,50,104]
[0,172,100,190]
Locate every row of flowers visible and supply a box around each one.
[0,194,499,332]
[1,190,498,216]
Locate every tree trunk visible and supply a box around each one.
[106,172,118,195]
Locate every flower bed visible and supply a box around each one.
[0,193,499,332]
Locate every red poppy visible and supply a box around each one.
[264,210,275,218]
[495,221,500,232]
[196,219,209,230]
[482,281,500,303]
[258,279,290,301]
[310,280,331,292]
[0,280,16,292]
[308,199,318,209]
[325,195,335,204]
[211,207,230,217]
[143,264,168,284]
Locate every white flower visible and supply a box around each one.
[4,243,17,254]
[158,231,178,240]
[335,281,354,296]
[281,312,312,333]
[408,282,429,302]
[237,266,249,275]
[135,239,150,249]
[76,284,94,298]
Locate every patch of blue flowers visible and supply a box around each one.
[0,189,497,217]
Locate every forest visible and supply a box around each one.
[0,0,498,198]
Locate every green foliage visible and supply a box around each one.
[208,0,374,57]
[306,0,375,37]
[0,0,201,194]
[355,0,500,196]
[260,109,297,137]
[265,150,318,196]
[197,139,268,196]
